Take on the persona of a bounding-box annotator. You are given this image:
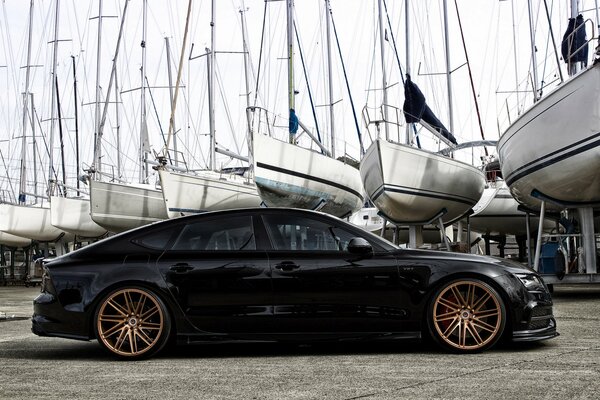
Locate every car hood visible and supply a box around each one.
[393,248,536,276]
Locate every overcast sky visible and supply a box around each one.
[0,0,595,203]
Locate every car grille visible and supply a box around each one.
[527,306,554,330]
[530,306,553,318]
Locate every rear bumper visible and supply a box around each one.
[31,291,90,341]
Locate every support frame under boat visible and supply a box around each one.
[527,189,599,285]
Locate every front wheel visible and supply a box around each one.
[94,287,171,359]
[427,278,506,353]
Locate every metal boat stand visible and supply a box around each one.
[377,208,451,250]
[526,190,599,284]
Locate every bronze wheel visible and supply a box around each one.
[95,287,170,359]
[428,279,506,352]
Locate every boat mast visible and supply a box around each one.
[287,0,296,145]
[140,0,149,182]
[19,0,34,204]
[48,0,61,195]
[209,0,216,170]
[240,5,253,166]
[165,37,178,167]
[527,0,540,102]
[442,0,454,134]
[71,56,80,196]
[325,0,335,157]
[377,0,389,141]
[93,0,103,176]
[404,0,413,144]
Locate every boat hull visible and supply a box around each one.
[361,139,485,224]
[469,184,553,236]
[0,231,32,248]
[89,181,167,233]
[0,203,71,242]
[159,169,261,218]
[253,134,364,218]
[50,196,107,238]
[498,64,600,211]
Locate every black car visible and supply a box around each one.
[32,208,557,359]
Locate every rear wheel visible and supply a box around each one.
[95,287,171,359]
[427,279,506,353]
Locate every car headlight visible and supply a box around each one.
[515,273,547,292]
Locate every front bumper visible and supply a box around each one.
[512,317,559,342]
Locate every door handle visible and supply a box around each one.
[169,263,193,273]
[274,261,300,272]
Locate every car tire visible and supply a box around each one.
[427,278,506,353]
[94,287,171,359]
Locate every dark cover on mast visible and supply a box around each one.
[402,74,457,145]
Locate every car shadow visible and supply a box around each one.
[22,337,552,361]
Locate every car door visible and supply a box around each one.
[261,212,407,334]
[155,214,272,334]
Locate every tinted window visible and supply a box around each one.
[171,216,255,251]
[133,226,179,250]
[262,214,356,251]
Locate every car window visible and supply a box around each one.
[171,216,255,251]
[262,214,356,251]
[132,226,179,250]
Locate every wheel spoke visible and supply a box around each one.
[450,286,467,307]
[472,292,492,312]
[107,299,128,317]
[136,329,154,346]
[472,317,497,333]
[114,327,129,350]
[441,317,460,337]
[466,322,484,345]
[135,295,147,316]
[435,309,459,322]
[140,322,161,330]
[460,320,468,347]
[127,330,136,354]
[476,309,500,319]
[123,291,136,314]
[466,284,476,309]
[437,297,461,310]
[141,306,159,321]
[102,321,126,338]
[99,315,126,324]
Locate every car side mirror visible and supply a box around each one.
[347,237,373,255]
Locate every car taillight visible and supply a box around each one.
[41,267,56,295]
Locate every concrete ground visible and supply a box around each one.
[1,285,599,400]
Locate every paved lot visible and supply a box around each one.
[1,285,599,400]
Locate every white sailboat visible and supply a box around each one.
[362,138,485,225]
[498,65,600,212]
[360,0,484,230]
[253,133,363,218]
[0,203,69,243]
[86,0,170,232]
[250,0,364,218]
[2,1,72,244]
[158,0,261,217]
[89,180,167,232]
